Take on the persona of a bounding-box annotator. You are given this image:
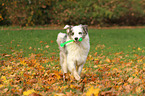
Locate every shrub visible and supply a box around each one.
[0,0,54,26]
[0,0,144,26]
[50,0,145,26]
[0,1,10,25]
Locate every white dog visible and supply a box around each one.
[56,24,90,81]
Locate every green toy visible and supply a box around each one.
[60,37,82,47]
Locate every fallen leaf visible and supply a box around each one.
[106,58,111,63]
[1,76,6,81]
[94,52,98,56]
[138,47,141,51]
[86,86,100,96]
[133,77,141,84]
[3,88,8,93]
[0,84,4,89]
[23,89,36,96]
[136,87,142,94]
[40,41,43,43]
[51,40,54,43]
[124,85,131,93]
[127,77,134,84]
[29,46,32,49]
[54,93,65,96]
[4,54,11,57]
[45,45,50,48]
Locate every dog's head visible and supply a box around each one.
[64,24,88,43]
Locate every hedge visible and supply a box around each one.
[0,0,144,26]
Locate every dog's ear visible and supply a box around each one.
[82,25,88,34]
[64,25,73,33]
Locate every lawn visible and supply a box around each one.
[0,28,145,95]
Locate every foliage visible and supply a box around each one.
[0,28,145,95]
[51,0,145,26]
[0,0,145,26]
[0,0,55,26]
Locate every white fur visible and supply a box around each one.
[57,25,90,81]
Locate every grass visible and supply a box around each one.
[1,28,145,57]
[0,28,145,95]
[89,28,145,53]
[0,29,59,57]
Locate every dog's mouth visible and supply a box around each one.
[74,40,80,44]
[73,37,82,44]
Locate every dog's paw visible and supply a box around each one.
[74,73,81,81]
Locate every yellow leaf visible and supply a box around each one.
[20,60,27,66]
[113,68,118,72]
[23,89,35,96]
[86,86,100,96]
[54,71,61,80]
[137,59,142,63]
[70,84,75,88]
[138,47,141,51]
[0,84,4,89]
[1,76,6,81]
[124,83,128,86]
[4,79,12,85]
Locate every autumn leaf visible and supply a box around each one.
[106,58,111,63]
[138,47,141,51]
[0,84,4,89]
[1,76,7,81]
[86,86,100,96]
[29,46,32,49]
[54,93,65,96]
[136,87,142,94]
[23,89,36,96]
[20,60,27,66]
[127,77,134,84]
[45,45,50,48]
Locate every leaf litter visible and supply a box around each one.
[0,45,145,96]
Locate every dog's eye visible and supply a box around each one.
[71,32,74,35]
[79,32,82,35]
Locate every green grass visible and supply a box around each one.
[1,28,145,57]
[89,28,145,54]
[0,29,59,57]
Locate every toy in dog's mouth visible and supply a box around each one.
[60,37,82,47]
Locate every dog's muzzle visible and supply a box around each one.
[75,37,78,41]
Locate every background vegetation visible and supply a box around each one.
[0,0,145,26]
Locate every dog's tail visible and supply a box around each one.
[56,32,67,47]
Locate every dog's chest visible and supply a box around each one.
[66,40,90,64]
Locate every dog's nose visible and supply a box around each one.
[75,37,78,41]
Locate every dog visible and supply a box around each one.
[56,24,90,81]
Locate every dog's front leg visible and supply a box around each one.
[67,60,81,81]
[77,64,84,76]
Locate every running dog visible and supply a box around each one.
[56,24,90,81]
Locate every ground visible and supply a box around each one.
[0,27,145,95]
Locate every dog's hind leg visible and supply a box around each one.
[60,52,67,81]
